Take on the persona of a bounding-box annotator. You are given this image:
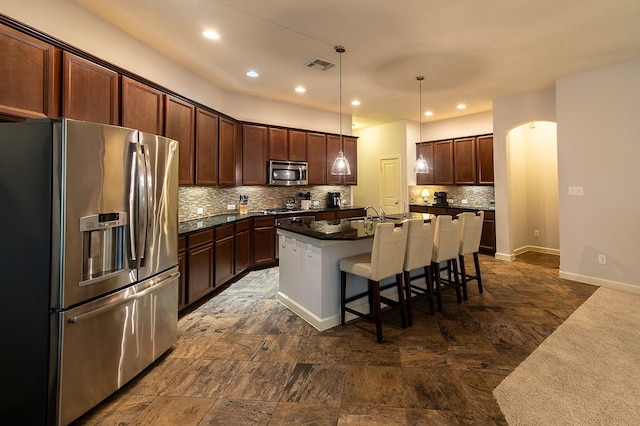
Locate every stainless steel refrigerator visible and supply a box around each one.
[0,119,179,425]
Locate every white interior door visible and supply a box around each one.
[379,156,401,214]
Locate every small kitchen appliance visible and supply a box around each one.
[327,191,341,208]
[434,191,448,206]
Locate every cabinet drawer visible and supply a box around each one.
[178,236,186,252]
[315,211,336,221]
[187,229,214,248]
[254,216,275,228]
[484,211,495,220]
[336,208,365,219]
[216,223,234,240]
[235,218,251,232]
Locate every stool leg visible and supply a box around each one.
[404,270,413,327]
[473,252,483,294]
[425,265,434,315]
[370,279,383,343]
[451,259,462,304]
[459,255,469,301]
[341,271,347,325]
[432,261,443,312]
[396,273,407,328]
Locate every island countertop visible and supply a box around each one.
[275,213,433,240]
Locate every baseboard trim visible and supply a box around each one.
[496,246,559,261]
[558,271,640,295]
[495,252,516,261]
[276,291,340,331]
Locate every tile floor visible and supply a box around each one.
[74,252,597,425]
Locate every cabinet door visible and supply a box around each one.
[454,137,476,184]
[195,108,219,186]
[62,52,119,125]
[268,127,288,161]
[177,236,187,311]
[214,224,235,287]
[165,95,195,185]
[342,136,358,185]
[242,124,268,185]
[219,117,238,186]
[307,132,327,185]
[416,142,434,185]
[476,135,494,185]
[433,140,454,184]
[288,130,307,162]
[235,222,251,275]
[0,24,59,120]
[187,242,214,303]
[480,211,496,254]
[253,217,275,266]
[121,76,164,135]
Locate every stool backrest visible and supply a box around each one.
[432,215,461,263]
[404,218,435,271]
[370,222,408,281]
[458,211,484,255]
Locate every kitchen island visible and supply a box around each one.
[276,214,431,330]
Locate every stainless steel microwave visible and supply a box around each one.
[268,160,308,186]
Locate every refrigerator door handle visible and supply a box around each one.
[67,271,179,324]
[128,146,139,262]
[139,144,152,263]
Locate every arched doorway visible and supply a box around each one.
[506,121,559,255]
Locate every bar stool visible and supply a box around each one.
[340,221,408,343]
[403,218,435,325]
[457,211,484,300]
[431,215,462,311]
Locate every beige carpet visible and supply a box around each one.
[493,287,640,425]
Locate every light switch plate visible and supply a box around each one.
[568,187,583,196]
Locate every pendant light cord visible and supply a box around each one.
[336,46,345,151]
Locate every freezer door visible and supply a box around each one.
[137,132,179,281]
[57,267,179,425]
[58,119,138,309]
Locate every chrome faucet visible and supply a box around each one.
[379,207,386,222]
[395,199,407,218]
[364,206,379,221]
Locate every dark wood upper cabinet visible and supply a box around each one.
[288,130,307,161]
[433,140,454,184]
[326,135,342,185]
[476,135,494,184]
[0,23,59,120]
[242,124,268,185]
[342,136,358,185]
[454,137,476,184]
[121,76,164,135]
[195,108,219,186]
[62,52,119,125]
[165,95,195,185]
[268,127,288,161]
[416,142,434,185]
[307,132,327,185]
[219,117,238,186]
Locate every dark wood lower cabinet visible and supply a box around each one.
[253,216,276,267]
[235,219,251,275]
[186,229,214,304]
[214,224,235,287]
[177,236,187,311]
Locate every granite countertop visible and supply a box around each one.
[178,206,368,235]
[276,213,434,241]
[410,202,495,211]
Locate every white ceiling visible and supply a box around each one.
[73,0,640,128]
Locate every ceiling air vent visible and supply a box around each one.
[306,58,335,71]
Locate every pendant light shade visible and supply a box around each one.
[331,45,351,176]
[414,75,430,174]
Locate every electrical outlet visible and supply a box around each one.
[227,204,236,210]
[534,229,540,238]
[461,199,468,204]
[598,254,607,265]
[313,200,320,206]
[568,186,584,196]
[197,207,204,214]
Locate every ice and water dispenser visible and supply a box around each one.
[80,212,127,283]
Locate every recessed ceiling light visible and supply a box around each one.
[202,30,220,40]
[351,100,360,106]
[425,111,434,116]
[295,86,306,93]
[246,70,259,78]
[457,103,466,109]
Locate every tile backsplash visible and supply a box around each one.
[179,185,351,222]
[409,185,495,207]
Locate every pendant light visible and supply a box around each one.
[330,45,351,175]
[414,75,429,174]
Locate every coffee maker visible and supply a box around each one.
[433,191,448,206]
[327,191,341,208]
